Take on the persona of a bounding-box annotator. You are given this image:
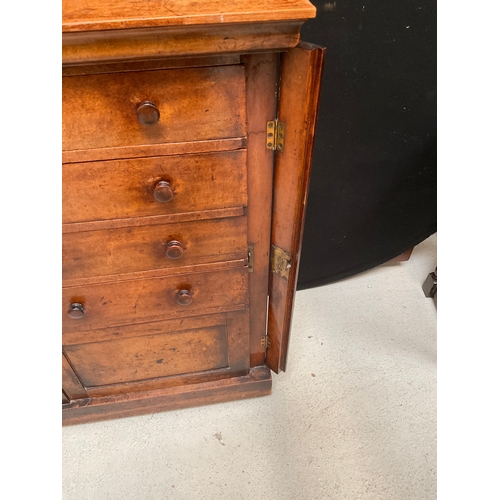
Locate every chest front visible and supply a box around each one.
[62,0,324,425]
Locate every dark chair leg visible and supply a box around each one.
[423,267,437,298]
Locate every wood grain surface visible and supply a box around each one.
[65,325,229,387]
[61,0,320,423]
[62,366,272,426]
[63,22,304,65]
[63,150,247,223]
[63,0,316,32]
[63,268,249,333]
[62,137,246,164]
[62,55,242,77]
[242,53,279,367]
[62,353,87,400]
[63,217,248,282]
[63,65,246,151]
[267,42,325,374]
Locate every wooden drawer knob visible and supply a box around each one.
[176,289,192,306]
[68,302,85,319]
[136,101,160,126]
[153,181,174,203]
[166,240,184,259]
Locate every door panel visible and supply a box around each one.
[266,42,325,373]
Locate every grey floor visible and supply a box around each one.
[63,233,437,500]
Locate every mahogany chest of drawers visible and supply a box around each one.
[62,0,324,425]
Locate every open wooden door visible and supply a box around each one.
[266,42,325,374]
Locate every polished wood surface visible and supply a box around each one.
[63,268,249,333]
[267,42,325,373]
[62,208,246,236]
[62,150,247,224]
[63,66,246,152]
[62,366,271,426]
[62,55,242,76]
[62,137,245,164]
[62,0,316,32]
[62,0,322,423]
[66,325,229,386]
[64,312,227,346]
[63,22,304,65]
[243,52,279,367]
[63,217,248,282]
[62,353,87,400]
[63,310,250,397]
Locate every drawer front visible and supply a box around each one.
[65,324,229,387]
[63,216,248,282]
[63,65,246,152]
[62,150,247,224]
[63,268,249,332]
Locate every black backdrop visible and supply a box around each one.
[296,0,437,290]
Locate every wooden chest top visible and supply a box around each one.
[62,0,317,64]
[62,0,316,32]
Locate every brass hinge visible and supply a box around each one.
[271,245,291,280]
[261,336,271,348]
[247,243,254,273]
[266,120,285,152]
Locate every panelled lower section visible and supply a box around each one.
[66,324,230,387]
[63,309,251,396]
